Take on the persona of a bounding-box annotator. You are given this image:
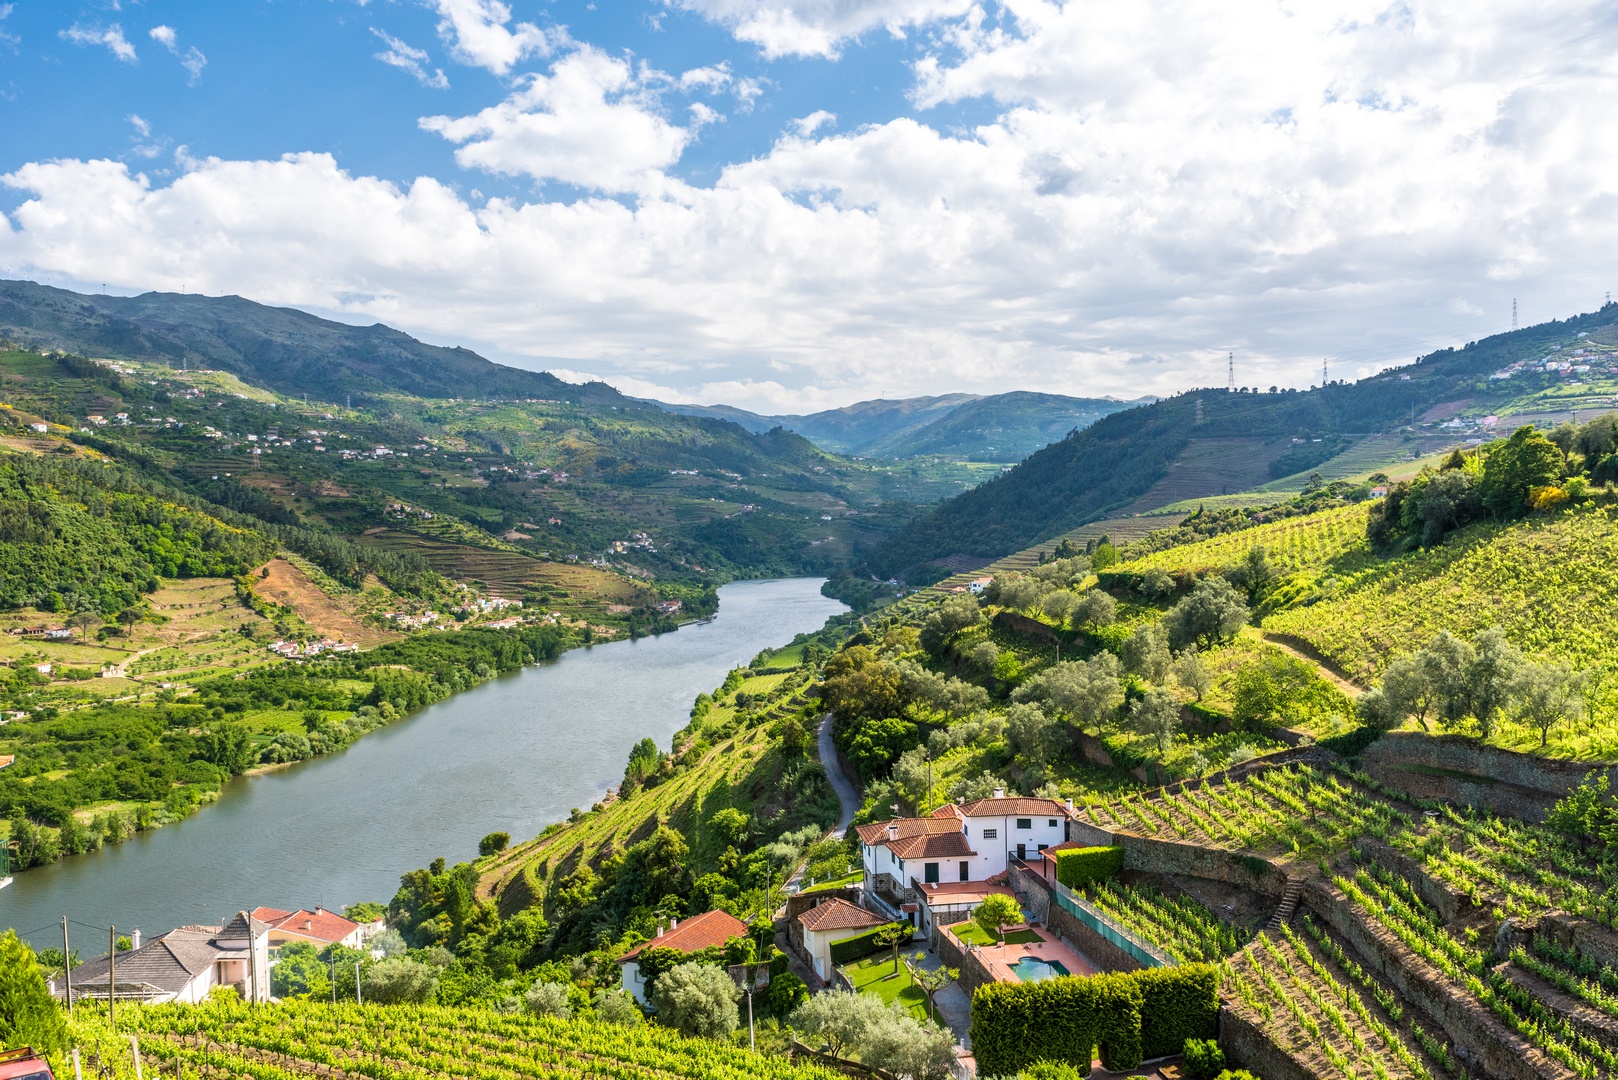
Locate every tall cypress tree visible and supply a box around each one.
[0,930,68,1062]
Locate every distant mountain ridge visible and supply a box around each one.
[659,391,1144,461]
[865,303,1618,577]
[0,280,619,405]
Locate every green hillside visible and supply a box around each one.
[867,303,1618,577]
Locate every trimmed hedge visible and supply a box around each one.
[829,922,909,966]
[970,963,1218,1077]
[1054,846,1124,891]
[971,971,1141,1077]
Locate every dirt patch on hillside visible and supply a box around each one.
[1418,398,1472,423]
[254,558,399,647]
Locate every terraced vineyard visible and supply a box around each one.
[1116,502,1374,580]
[1223,923,1455,1080]
[1083,881,1250,962]
[1078,763,1412,860]
[1264,505,1618,696]
[68,1000,839,1080]
[357,529,644,604]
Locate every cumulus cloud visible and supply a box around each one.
[673,0,973,59]
[7,0,1618,408]
[60,23,137,63]
[420,47,692,192]
[429,0,555,76]
[792,110,836,137]
[149,24,206,83]
[372,29,450,89]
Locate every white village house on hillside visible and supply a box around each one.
[49,913,271,1005]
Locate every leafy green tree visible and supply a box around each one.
[1479,426,1564,518]
[1130,687,1181,753]
[199,722,256,775]
[863,1009,959,1080]
[1020,652,1123,732]
[362,957,438,1004]
[907,954,958,1023]
[919,594,984,655]
[974,893,1022,945]
[1137,569,1175,602]
[1413,469,1482,546]
[649,961,740,1039]
[1171,648,1212,701]
[1380,656,1435,730]
[1071,589,1117,627]
[1418,631,1476,731]
[270,941,330,999]
[1466,628,1522,739]
[68,610,99,643]
[1163,578,1249,650]
[1121,623,1172,684]
[0,930,67,1061]
[707,808,751,852]
[873,922,910,974]
[790,990,889,1056]
[1005,702,1061,765]
[1226,546,1278,604]
[1513,661,1588,747]
[478,832,510,857]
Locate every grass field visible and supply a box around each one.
[843,954,930,1019]
[947,922,1042,947]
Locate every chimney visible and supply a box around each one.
[993,788,1005,799]
[1065,799,1075,813]
[655,923,664,938]
[670,917,679,931]
[131,928,142,950]
[887,824,898,841]
[315,906,324,915]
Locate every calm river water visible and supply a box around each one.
[2,578,845,948]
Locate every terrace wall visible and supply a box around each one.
[1352,837,1461,923]
[1362,733,1612,823]
[1217,1006,1318,1080]
[1302,879,1575,1080]
[1539,912,1618,973]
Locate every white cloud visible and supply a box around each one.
[372,28,450,89]
[793,110,836,137]
[128,114,150,138]
[429,0,555,77]
[672,0,973,59]
[60,23,137,63]
[420,47,692,192]
[8,0,1618,408]
[148,23,206,83]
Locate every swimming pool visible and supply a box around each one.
[1010,957,1071,982]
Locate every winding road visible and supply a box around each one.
[818,712,860,838]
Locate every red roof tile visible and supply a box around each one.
[888,831,976,859]
[619,909,749,961]
[261,908,361,945]
[957,797,1072,818]
[854,817,963,846]
[798,898,886,933]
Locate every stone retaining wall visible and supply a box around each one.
[1218,1007,1318,1080]
[1352,837,1461,923]
[1302,879,1574,1080]
[1363,733,1611,822]
[1008,863,1144,974]
[1540,912,1618,973]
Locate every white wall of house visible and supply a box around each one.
[962,812,1066,871]
[804,926,882,981]
[620,960,648,1006]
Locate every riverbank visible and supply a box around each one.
[4,578,847,945]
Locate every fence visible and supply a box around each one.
[1049,879,1173,968]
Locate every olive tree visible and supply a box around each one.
[790,990,889,1057]
[362,958,438,1004]
[1163,578,1248,650]
[1121,623,1172,685]
[525,981,572,1018]
[1170,648,1212,701]
[1071,589,1118,627]
[1130,686,1181,753]
[1513,662,1588,747]
[649,962,739,1039]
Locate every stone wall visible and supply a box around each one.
[1302,879,1575,1080]
[1218,1007,1318,1080]
[1352,837,1461,923]
[785,889,864,962]
[1363,733,1612,822]
[1539,913,1618,973]
[1008,863,1143,974]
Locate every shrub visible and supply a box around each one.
[524,981,571,1018]
[1054,846,1124,891]
[649,961,739,1040]
[361,958,438,1004]
[970,964,1218,1076]
[830,922,909,965]
[1183,1037,1225,1079]
[478,832,510,857]
[0,931,67,1061]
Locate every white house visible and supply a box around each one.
[795,898,887,981]
[617,909,749,1006]
[857,793,1074,919]
[250,906,369,951]
[51,914,270,1006]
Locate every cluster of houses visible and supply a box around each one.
[11,625,73,640]
[383,611,440,630]
[48,905,380,1006]
[451,596,522,616]
[267,639,360,660]
[617,792,1089,999]
[1492,343,1618,381]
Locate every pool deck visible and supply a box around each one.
[973,926,1099,982]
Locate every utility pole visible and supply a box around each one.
[355,961,363,1004]
[1227,352,1234,391]
[62,917,73,1016]
[1513,298,1518,330]
[108,925,116,1027]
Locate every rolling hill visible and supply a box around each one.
[865,303,1618,577]
[660,390,1140,461]
[0,279,614,405]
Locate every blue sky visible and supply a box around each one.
[1,1,1616,410]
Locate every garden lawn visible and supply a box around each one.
[947,922,1042,947]
[799,872,861,895]
[843,955,929,1020]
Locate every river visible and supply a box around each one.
[2,578,846,949]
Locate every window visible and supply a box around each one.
[1016,818,1032,830]
[1038,843,1048,852]
[1048,819,1058,827]
[925,862,940,884]
[960,861,970,881]
[983,828,998,840]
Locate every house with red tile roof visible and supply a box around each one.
[617,909,749,1005]
[795,897,887,981]
[857,790,1076,922]
[250,906,367,951]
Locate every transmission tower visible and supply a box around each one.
[1512,298,1518,330]
[1322,358,1329,386]
[1227,352,1234,391]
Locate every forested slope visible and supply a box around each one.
[867,304,1618,576]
